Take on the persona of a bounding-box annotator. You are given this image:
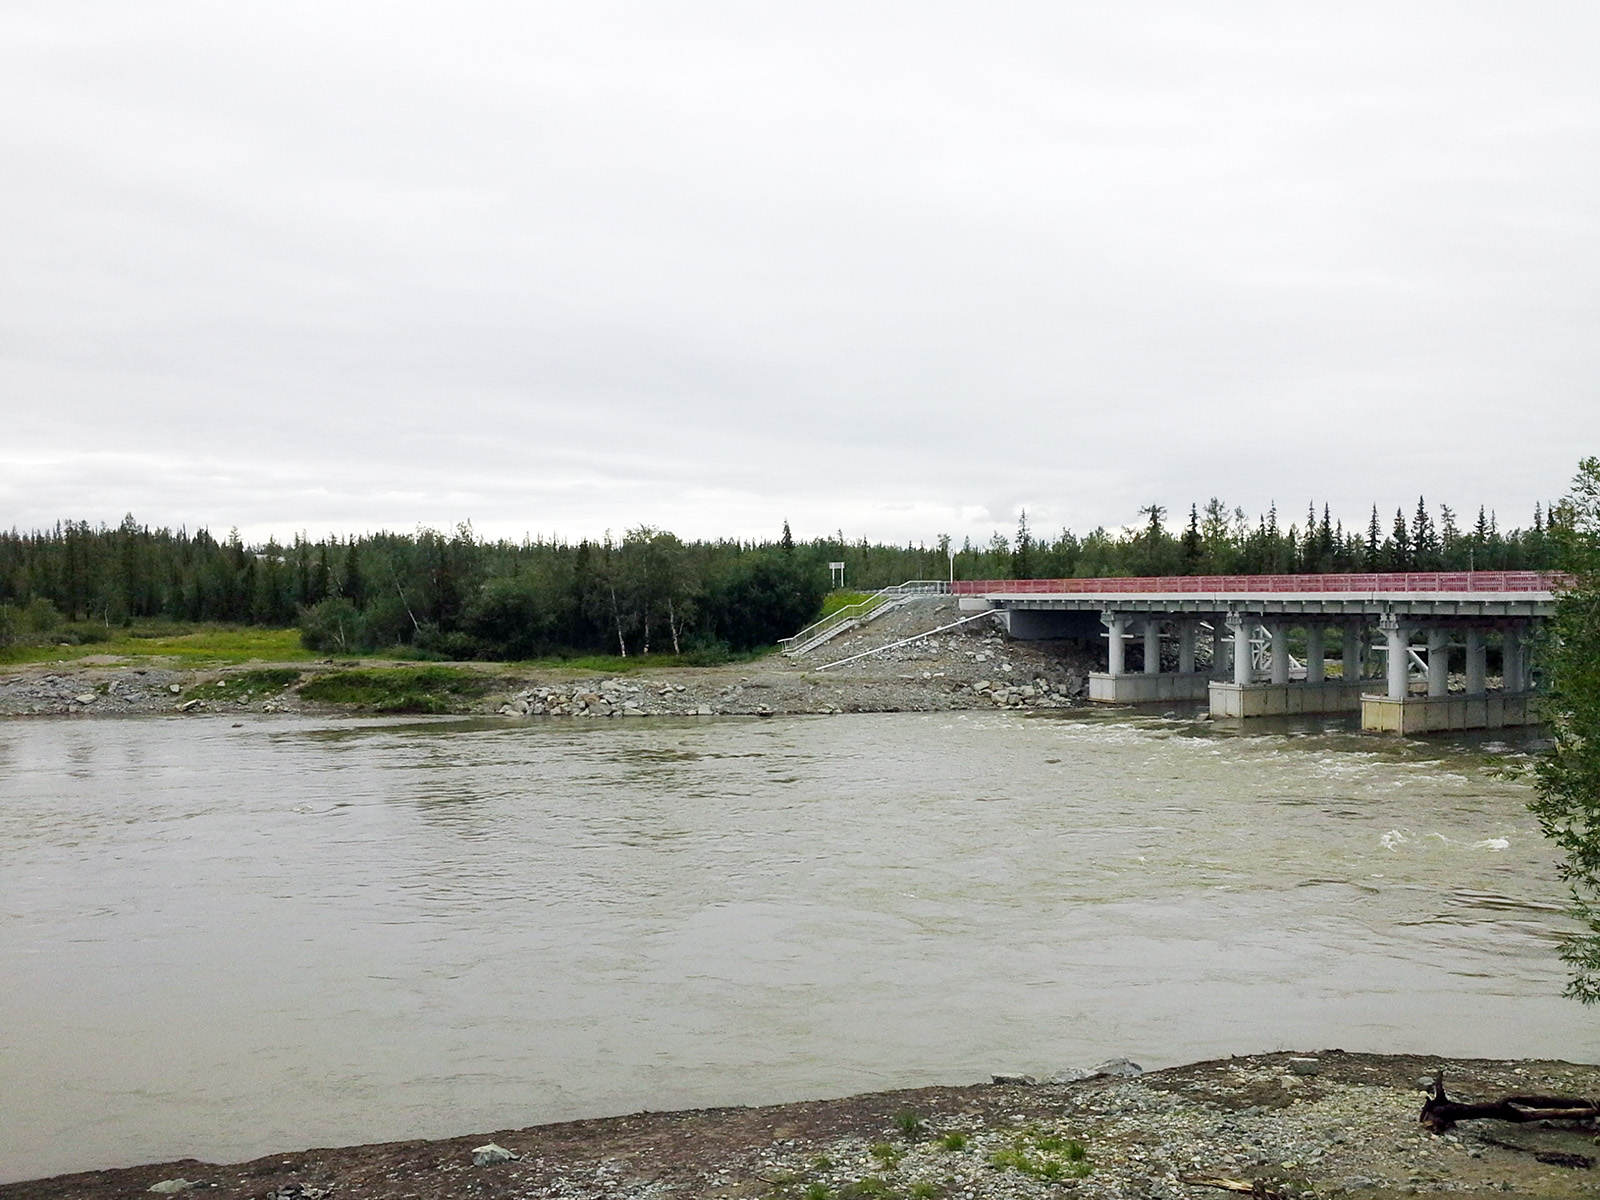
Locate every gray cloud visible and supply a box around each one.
[3,1,1596,546]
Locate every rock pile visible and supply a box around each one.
[499,679,712,718]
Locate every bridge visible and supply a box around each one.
[951,571,1563,733]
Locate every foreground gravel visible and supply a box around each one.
[10,1053,1600,1199]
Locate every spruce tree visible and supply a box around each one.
[1530,459,1600,1000]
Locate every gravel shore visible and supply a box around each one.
[10,1052,1600,1199]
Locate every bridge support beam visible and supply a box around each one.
[1427,629,1449,697]
[1342,624,1364,682]
[1465,629,1486,695]
[1269,623,1290,686]
[1384,618,1410,702]
[1105,613,1126,677]
[1503,627,1523,693]
[1143,619,1161,675]
[1231,613,1253,686]
[1306,626,1325,684]
[1212,622,1231,676]
[1178,621,1196,674]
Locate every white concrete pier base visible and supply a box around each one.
[1090,672,1213,704]
[1210,679,1367,718]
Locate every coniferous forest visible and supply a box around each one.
[0,496,1568,661]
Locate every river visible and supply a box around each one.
[0,709,1589,1182]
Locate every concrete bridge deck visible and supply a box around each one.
[951,572,1564,732]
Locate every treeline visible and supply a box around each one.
[978,496,1566,582]
[0,519,825,659]
[0,495,1565,659]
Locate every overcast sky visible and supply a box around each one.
[3,2,1596,547]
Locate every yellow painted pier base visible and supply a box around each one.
[1360,692,1537,734]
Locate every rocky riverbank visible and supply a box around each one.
[11,1052,1600,1199]
[0,599,1105,721]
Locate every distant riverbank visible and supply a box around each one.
[0,598,1100,721]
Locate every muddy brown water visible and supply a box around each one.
[0,709,1590,1182]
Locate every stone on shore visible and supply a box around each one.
[1089,1057,1143,1077]
[472,1143,517,1166]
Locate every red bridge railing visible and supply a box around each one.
[951,571,1566,596]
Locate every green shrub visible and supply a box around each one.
[297,666,492,712]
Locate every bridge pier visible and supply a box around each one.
[1360,617,1540,733]
[1089,610,1214,703]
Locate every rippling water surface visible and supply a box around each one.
[0,710,1588,1181]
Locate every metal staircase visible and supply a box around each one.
[779,581,949,658]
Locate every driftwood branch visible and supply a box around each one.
[1419,1070,1600,1133]
[1179,1177,1291,1198]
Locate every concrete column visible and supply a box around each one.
[1306,625,1325,684]
[1231,614,1252,686]
[1384,618,1409,702]
[1502,626,1522,693]
[1465,629,1486,695]
[1213,622,1232,675]
[1343,624,1363,682]
[1178,621,1196,674]
[1269,623,1290,685]
[1426,628,1449,697]
[1105,613,1126,676]
[1143,619,1161,675]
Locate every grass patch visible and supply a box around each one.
[987,1129,1090,1180]
[0,623,315,666]
[184,668,303,703]
[298,667,494,713]
[936,1131,967,1151]
[868,1143,903,1169]
[892,1110,926,1139]
[819,591,873,619]
[841,1179,891,1199]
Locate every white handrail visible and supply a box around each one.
[779,580,950,654]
